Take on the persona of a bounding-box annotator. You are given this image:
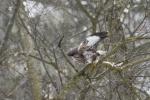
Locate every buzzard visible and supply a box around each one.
[67,31,108,63]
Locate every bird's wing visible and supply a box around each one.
[86,36,100,46]
[78,36,100,52]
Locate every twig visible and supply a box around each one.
[0,0,21,55]
[58,34,79,73]
[52,47,64,87]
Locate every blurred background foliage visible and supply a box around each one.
[0,0,150,100]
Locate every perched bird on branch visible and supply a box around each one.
[67,31,108,63]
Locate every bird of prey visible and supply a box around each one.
[67,31,108,63]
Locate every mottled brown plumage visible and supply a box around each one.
[67,31,108,63]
